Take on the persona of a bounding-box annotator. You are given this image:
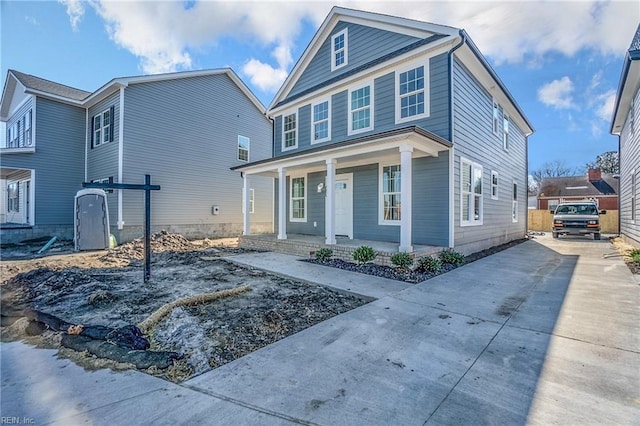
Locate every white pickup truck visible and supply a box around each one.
[551,202,606,240]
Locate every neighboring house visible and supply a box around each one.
[611,23,640,247]
[234,7,534,254]
[537,169,619,211]
[0,69,273,244]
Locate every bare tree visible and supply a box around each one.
[585,151,619,174]
[531,160,578,187]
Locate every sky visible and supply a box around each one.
[1,0,638,174]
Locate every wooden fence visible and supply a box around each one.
[527,209,619,233]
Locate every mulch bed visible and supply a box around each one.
[305,238,529,283]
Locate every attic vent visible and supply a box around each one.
[565,186,589,190]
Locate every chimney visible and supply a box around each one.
[588,168,602,182]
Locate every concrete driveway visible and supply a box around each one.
[2,234,639,425]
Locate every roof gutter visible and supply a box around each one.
[609,48,640,134]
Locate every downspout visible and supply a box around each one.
[617,134,621,236]
[84,108,88,182]
[117,86,125,230]
[447,31,466,248]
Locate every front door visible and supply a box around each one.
[334,173,353,238]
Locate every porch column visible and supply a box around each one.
[277,167,287,240]
[399,145,413,252]
[325,159,337,245]
[242,173,250,236]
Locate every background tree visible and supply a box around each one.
[530,160,579,187]
[585,151,619,174]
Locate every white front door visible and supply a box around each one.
[335,173,353,238]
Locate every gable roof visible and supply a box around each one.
[10,69,91,101]
[538,174,619,198]
[1,68,265,121]
[269,6,459,111]
[267,6,533,135]
[611,23,640,134]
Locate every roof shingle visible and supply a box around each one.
[10,69,91,101]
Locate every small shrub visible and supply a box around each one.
[630,249,640,263]
[391,252,414,270]
[416,255,442,273]
[438,248,466,266]
[353,246,377,264]
[315,248,333,262]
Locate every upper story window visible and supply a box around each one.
[5,109,32,148]
[503,114,510,151]
[331,29,348,71]
[92,106,114,148]
[396,63,428,123]
[349,83,373,135]
[312,99,330,143]
[461,158,483,226]
[492,101,500,135]
[282,112,297,151]
[380,164,401,224]
[238,135,250,162]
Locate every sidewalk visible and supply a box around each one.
[1,235,638,425]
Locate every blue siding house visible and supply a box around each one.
[0,69,273,244]
[234,7,534,254]
[611,23,640,247]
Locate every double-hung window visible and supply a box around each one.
[7,182,19,212]
[238,135,249,161]
[380,164,401,224]
[396,63,428,123]
[349,83,373,135]
[512,181,518,222]
[282,112,297,151]
[242,188,255,214]
[331,29,348,71]
[312,100,330,143]
[491,171,499,200]
[290,175,306,222]
[92,107,114,147]
[23,110,32,146]
[461,158,483,226]
[503,114,510,150]
[492,101,500,135]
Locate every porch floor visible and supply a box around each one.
[239,233,445,266]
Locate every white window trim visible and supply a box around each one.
[348,80,374,136]
[242,188,255,214]
[503,114,510,151]
[395,58,430,124]
[632,168,637,224]
[378,162,401,226]
[311,98,331,144]
[492,100,500,136]
[460,157,483,227]
[281,111,298,152]
[93,109,110,147]
[331,28,348,72]
[491,170,499,200]
[289,174,307,222]
[512,180,518,223]
[238,135,250,162]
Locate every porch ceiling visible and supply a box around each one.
[0,167,31,180]
[235,126,452,177]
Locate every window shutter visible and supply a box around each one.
[90,115,95,148]
[109,106,115,142]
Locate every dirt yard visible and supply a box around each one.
[0,232,368,382]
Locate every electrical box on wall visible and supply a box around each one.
[212,205,220,215]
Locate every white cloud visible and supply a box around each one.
[58,0,85,32]
[537,77,576,109]
[595,89,617,122]
[60,1,638,92]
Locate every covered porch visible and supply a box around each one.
[239,233,445,266]
[233,126,453,255]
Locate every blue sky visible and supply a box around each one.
[2,1,638,174]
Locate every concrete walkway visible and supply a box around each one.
[1,235,638,425]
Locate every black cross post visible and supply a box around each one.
[82,174,161,282]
